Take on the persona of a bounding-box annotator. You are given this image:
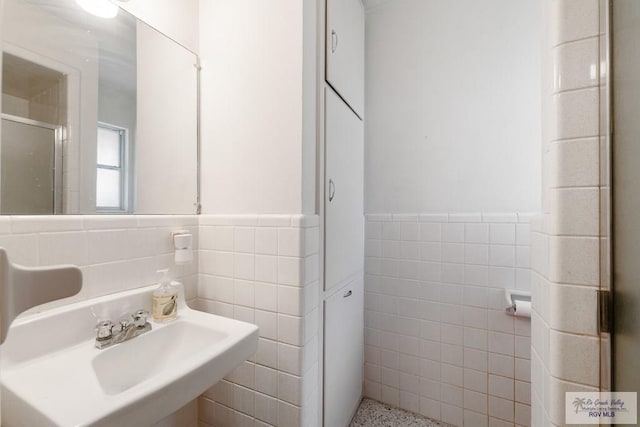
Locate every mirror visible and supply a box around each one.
[1,0,198,214]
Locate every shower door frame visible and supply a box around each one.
[0,113,64,214]
[599,0,612,393]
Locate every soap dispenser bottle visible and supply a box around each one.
[152,269,178,322]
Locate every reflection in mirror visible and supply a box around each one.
[1,0,198,215]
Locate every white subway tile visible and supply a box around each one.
[489,267,516,289]
[555,88,599,140]
[400,241,420,260]
[399,391,419,414]
[489,396,514,423]
[441,364,463,388]
[441,324,463,345]
[465,244,489,265]
[489,353,514,379]
[489,332,515,356]
[0,234,39,266]
[490,246,516,268]
[464,265,489,286]
[38,232,88,266]
[443,223,465,243]
[366,240,382,259]
[254,392,278,424]
[256,215,290,227]
[278,228,302,256]
[234,253,254,280]
[482,213,518,223]
[234,279,254,307]
[464,348,488,372]
[441,384,463,407]
[277,343,302,376]
[420,242,441,262]
[442,263,463,284]
[419,213,448,223]
[550,138,599,188]
[278,401,300,426]
[489,375,514,400]
[464,328,488,351]
[450,213,481,223]
[367,213,392,222]
[420,223,442,241]
[255,228,278,255]
[464,410,489,427]
[441,343,463,367]
[382,222,401,240]
[490,224,516,245]
[278,371,302,405]
[464,368,488,393]
[548,330,599,386]
[440,303,463,326]
[463,389,487,414]
[466,224,489,244]
[277,257,304,286]
[463,306,487,329]
[255,338,278,369]
[516,224,531,246]
[443,242,464,264]
[254,255,277,284]
[278,285,302,316]
[401,222,420,241]
[549,188,599,236]
[552,0,599,45]
[554,37,598,92]
[366,221,383,240]
[441,403,463,426]
[234,227,255,254]
[11,215,83,233]
[549,236,599,286]
[515,380,531,405]
[515,402,531,426]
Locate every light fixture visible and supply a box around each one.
[75,0,119,18]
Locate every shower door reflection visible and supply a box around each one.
[0,116,61,214]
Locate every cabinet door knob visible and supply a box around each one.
[331,29,339,53]
[329,179,336,202]
[343,290,352,298]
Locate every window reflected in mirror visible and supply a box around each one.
[0,0,198,215]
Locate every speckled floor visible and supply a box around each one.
[350,399,453,427]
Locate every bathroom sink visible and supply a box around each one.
[0,284,259,427]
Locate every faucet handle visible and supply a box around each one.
[95,320,114,340]
[132,309,149,328]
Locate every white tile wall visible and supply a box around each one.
[0,215,199,312]
[0,214,200,426]
[195,215,320,427]
[532,0,604,425]
[364,213,533,427]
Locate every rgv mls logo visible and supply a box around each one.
[566,392,637,424]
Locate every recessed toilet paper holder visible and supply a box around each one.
[505,289,531,315]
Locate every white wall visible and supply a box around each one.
[198,0,314,215]
[135,22,198,214]
[117,0,199,53]
[365,0,541,213]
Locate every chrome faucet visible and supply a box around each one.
[95,309,152,349]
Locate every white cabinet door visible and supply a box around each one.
[326,0,365,118]
[325,88,364,292]
[324,277,364,427]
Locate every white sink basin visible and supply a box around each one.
[0,284,259,427]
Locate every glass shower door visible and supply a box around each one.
[1,117,56,214]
